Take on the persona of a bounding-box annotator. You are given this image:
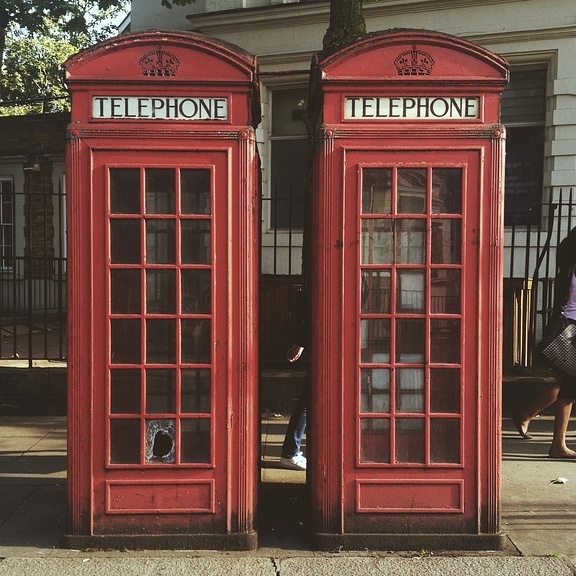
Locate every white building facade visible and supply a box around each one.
[130,0,575,363]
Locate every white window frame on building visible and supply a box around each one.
[0,176,15,272]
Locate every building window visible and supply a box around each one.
[502,68,546,226]
[270,88,309,230]
[0,177,14,270]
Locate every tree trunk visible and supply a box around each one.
[323,0,366,48]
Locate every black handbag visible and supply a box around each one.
[538,314,576,378]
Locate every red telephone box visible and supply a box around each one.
[307,30,508,550]
[64,31,260,549]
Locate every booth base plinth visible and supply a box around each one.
[313,532,511,552]
[62,532,258,551]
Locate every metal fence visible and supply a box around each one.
[0,177,66,365]
[503,187,575,369]
[1,180,573,370]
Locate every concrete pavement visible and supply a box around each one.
[1,415,576,575]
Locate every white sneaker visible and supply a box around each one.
[280,452,307,471]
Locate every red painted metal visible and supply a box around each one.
[307,30,508,549]
[64,31,260,549]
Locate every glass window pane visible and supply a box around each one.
[146,220,175,264]
[182,319,211,364]
[110,419,141,464]
[362,168,391,214]
[270,139,308,229]
[395,368,425,413]
[271,88,308,136]
[430,270,461,314]
[360,418,390,463]
[111,269,141,314]
[430,319,460,363]
[361,220,393,264]
[430,418,460,463]
[146,319,176,364]
[361,270,390,313]
[396,319,425,363]
[146,369,176,413]
[181,169,211,215]
[145,168,175,214]
[397,270,425,312]
[181,269,211,314]
[110,369,141,414]
[360,368,390,413]
[430,368,461,413]
[431,219,461,264]
[181,221,211,264]
[145,419,175,464]
[110,168,140,214]
[146,269,176,314]
[360,319,390,363]
[181,369,211,413]
[395,219,425,264]
[397,168,426,214]
[110,219,141,264]
[181,419,211,463]
[432,168,462,214]
[110,319,141,364]
[395,418,424,464]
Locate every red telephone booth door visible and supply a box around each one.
[89,147,237,535]
[339,145,486,535]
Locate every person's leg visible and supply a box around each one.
[514,384,559,439]
[548,397,576,457]
[281,392,307,459]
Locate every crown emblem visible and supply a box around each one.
[139,46,180,77]
[393,45,435,76]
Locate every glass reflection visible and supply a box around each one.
[110,168,140,214]
[397,168,426,214]
[360,368,390,413]
[110,369,141,414]
[181,221,211,264]
[430,319,460,363]
[181,169,211,215]
[110,319,141,364]
[395,219,425,264]
[361,270,390,313]
[181,319,211,363]
[146,220,175,264]
[181,269,211,314]
[110,419,140,464]
[432,168,462,214]
[181,419,211,463]
[111,269,141,314]
[145,168,175,215]
[395,319,425,363]
[395,418,425,463]
[431,219,461,264]
[110,219,141,264]
[146,269,176,314]
[397,270,425,312]
[430,368,461,413]
[361,220,393,264]
[181,369,211,413]
[430,418,460,463]
[362,168,391,214]
[360,419,390,463]
[146,319,176,364]
[430,269,461,314]
[360,319,390,363]
[395,368,424,413]
[146,369,176,413]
